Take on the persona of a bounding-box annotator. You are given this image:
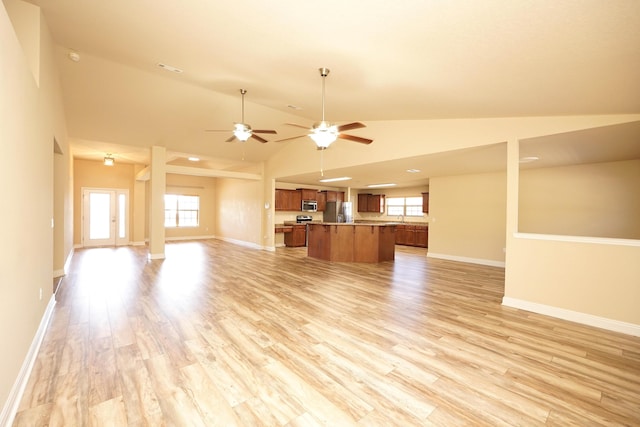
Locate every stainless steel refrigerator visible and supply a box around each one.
[323,201,353,223]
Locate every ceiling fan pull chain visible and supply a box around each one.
[320,149,324,177]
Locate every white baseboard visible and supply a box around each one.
[264,245,276,252]
[130,241,146,246]
[148,253,165,260]
[427,252,505,268]
[502,297,640,337]
[215,236,262,251]
[165,235,216,242]
[0,295,56,426]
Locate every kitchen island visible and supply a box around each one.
[307,223,396,262]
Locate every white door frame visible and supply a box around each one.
[81,187,130,247]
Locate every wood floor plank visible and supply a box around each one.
[13,241,640,426]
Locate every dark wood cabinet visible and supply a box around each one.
[415,225,428,247]
[275,189,302,211]
[317,191,326,211]
[357,193,370,212]
[395,224,406,245]
[422,192,429,213]
[395,224,428,248]
[358,193,385,213]
[275,188,342,212]
[368,194,385,213]
[298,188,317,201]
[320,190,344,203]
[284,225,307,247]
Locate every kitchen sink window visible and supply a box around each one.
[387,197,423,217]
[165,194,200,227]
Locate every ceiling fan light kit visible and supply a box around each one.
[274,67,373,148]
[309,121,339,149]
[206,89,277,143]
[233,123,252,142]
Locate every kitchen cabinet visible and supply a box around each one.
[404,225,416,246]
[358,193,385,213]
[275,189,302,211]
[395,224,406,245]
[415,225,428,247]
[317,191,326,211]
[395,224,428,248]
[320,190,344,203]
[368,194,385,213]
[422,192,430,213]
[357,194,370,212]
[284,224,307,247]
[298,188,318,201]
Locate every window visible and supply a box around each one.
[165,194,199,227]
[386,196,423,217]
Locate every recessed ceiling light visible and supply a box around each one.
[157,63,183,73]
[319,176,351,182]
[367,183,396,188]
[188,157,200,162]
[406,169,421,173]
[519,156,540,163]
[287,104,303,110]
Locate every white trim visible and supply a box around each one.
[264,245,277,252]
[0,295,56,426]
[64,249,74,274]
[215,236,262,251]
[427,252,505,268]
[148,253,165,260]
[514,232,640,247]
[165,235,216,242]
[52,269,65,278]
[502,297,640,337]
[130,241,146,246]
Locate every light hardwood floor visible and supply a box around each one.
[14,240,640,426]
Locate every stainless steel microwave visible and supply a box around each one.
[301,200,317,212]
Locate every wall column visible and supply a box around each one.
[148,146,166,259]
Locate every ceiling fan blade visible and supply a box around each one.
[274,134,308,143]
[337,122,366,132]
[225,135,237,143]
[251,133,268,143]
[205,129,232,132]
[338,133,373,144]
[285,123,311,130]
[253,129,277,134]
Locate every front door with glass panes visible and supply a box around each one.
[82,188,129,247]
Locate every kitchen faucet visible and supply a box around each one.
[397,215,404,223]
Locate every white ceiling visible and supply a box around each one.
[24,0,640,187]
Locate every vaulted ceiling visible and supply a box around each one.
[24,0,640,187]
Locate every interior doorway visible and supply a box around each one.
[81,188,129,247]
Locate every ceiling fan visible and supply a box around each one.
[206,89,277,143]
[275,68,373,149]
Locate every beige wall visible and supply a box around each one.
[1,0,72,411]
[428,172,507,265]
[165,174,216,239]
[519,159,640,239]
[215,178,263,247]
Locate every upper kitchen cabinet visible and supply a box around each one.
[358,193,385,213]
[422,192,429,213]
[298,188,318,201]
[317,191,327,211]
[321,190,344,203]
[275,189,303,211]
